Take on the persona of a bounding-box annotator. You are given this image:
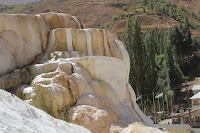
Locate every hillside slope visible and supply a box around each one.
[22,0,127,28]
[167,0,200,17]
[18,0,66,14]
[20,0,200,39]
[0,0,41,5]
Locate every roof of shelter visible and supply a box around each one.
[192,85,200,91]
[190,92,200,99]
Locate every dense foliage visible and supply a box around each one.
[123,16,194,115]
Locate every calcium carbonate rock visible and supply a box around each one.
[122,123,166,133]
[0,12,83,75]
[33,51,86,64]
[0,68,30,91]
[16,57,158,132]
[0,12,166,133]
[0,89,91,133]
[47,28,130,70]
[111,123,166,133]
[68,105,112,133]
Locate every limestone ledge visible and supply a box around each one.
[0,12,83,75]
[47,28,130,71]
[30,56,129,103]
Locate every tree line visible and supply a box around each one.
[123,16,194,115]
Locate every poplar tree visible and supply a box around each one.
[180,17,192,57]
[165,29,184,90]
[123,17,147,96]
[144,30,157,93]
[123,17,136,91]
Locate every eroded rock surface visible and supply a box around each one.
[0,12,83,75]
[0,13,166,133]
[47,28,129,67]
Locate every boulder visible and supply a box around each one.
[68,105,112,133]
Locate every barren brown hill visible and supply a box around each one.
[20,0,200,39]
[110,14,180,39]
[22,0,127,28]
[18,0,66,14]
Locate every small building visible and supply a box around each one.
[190,92,200,109]
[190,85,200,110]
[181,85,200,127]
[182,108,200,127]
[155,124,192,133]
[192,85,200,95]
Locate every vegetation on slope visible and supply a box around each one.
[0,0,41,5]
[52,0,62,2]
[106,0,200,32]
[0,2,40,14]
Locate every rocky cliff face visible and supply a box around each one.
[0,12,83,75]
[0,13,165,133]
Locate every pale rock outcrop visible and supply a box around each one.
[0,68,30,91]
[111,123,166,133]
[0,89,91,133]
[47,28,130,71]
[0,13,166,133]
[0,13,83,75]
[68,105,112,133]
[39,13,83,29]
[15,57,161,132]
[33,51,86,64]
[0,38,17,74]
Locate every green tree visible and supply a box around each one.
[123,17,160,114]
[165,29,184,90]
[123,17,136,90]
[123,17,147,96]
[167,20,192,76]
[155,54,170,91]
[167,26,183,61]
[149,0,154,12]
[144,30,157,92]
[180,17,192,56]
[143,0,148,6]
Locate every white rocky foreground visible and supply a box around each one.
[0,12,166,133]
[0,89,91,133]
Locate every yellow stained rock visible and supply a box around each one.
[0,13,83,75]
